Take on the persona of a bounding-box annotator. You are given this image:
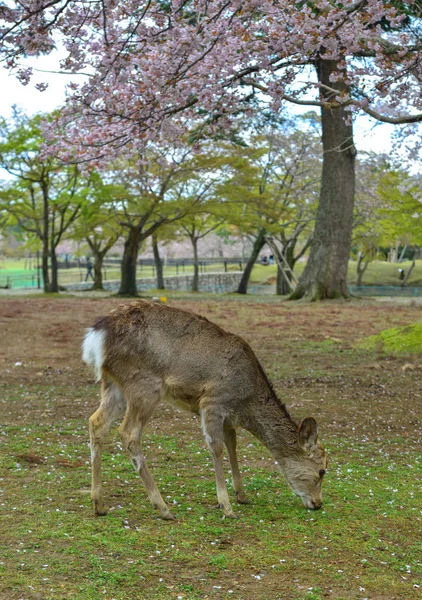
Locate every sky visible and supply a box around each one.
[0,53,401,158]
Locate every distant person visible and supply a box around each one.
[85,258,94,282]
[261,255,269,266]
[398,268,405,281]
[269,255,274,265]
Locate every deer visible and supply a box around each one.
[82,300,327,520]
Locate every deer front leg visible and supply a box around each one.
[201,409,236,518]
[223,427,249,504]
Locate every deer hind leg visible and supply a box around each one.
[89,379,126,516]
[200,408,236,518]
[223,427,249,504]
[119,393,175,521]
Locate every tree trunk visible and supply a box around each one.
[192,237,199,292]
[401,251,417,287]
[91,251,105,291]
[152,235,165,290]
[119,227,141,295]
[356,251,369,286]
[276,245,296,295]
[276,266,289,295]
[290,59,356,301]
[237,228,266,294]
[41,187,50,292]
[41,242,50,292]
[50,248,59,293]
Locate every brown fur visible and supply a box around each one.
[85,300,327,519]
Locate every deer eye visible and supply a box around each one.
[319,469,326,477]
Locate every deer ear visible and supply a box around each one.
[299,417,318,450]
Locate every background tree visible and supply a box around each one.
[2,2,420,300]
[71,173,123,290]
[377,168,422,286]
[216,122,321,294]
[112,144,225,296]
[0,110,85,292]
[180,209,223,292]
[351,152,391,286]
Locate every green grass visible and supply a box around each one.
[2,412,421,600]
[2,257,422,290]
[0,258,244,288]
[357,322,422,354]
[2,388,422,599]
[1,295,422,599]
[249,259,422,287]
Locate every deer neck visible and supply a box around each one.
[242,395,299,462]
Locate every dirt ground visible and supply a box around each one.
[2,294,420,435]
[0,294,421,600]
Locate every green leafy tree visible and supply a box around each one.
[113,144,228,296]
[71,173,124,290]
[216,122,321,294]
[180,208,224,292]
[378,169,422,285]
[0,110,86,292]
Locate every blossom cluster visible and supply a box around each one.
[0,1,420,162]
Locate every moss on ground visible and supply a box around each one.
[358,322,422,354]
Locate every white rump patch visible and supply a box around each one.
[82,328,105,382]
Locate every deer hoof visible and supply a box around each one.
[219,504,238,519]
[94,500,107,516]
[223,511,238,519]
[236,493,251,505]
[161,510,176,521]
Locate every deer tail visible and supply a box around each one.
[82,327,106,382]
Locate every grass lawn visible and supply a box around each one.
[0,259,244,288]
[250,259,422,288]
[1,258,422,290]
[0,294,421,599]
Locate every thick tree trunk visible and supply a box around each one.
[192,237,199,292]
[237,228,266,294]
[119,228,141,295]
[152,235,165,290]
[291,59,356,301]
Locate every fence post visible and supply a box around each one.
[176,263,179,275]
[239,261,242,271]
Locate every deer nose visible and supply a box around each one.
[311,500,322,510]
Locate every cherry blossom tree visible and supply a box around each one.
[1,1,421,299]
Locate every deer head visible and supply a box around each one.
[279,417,327,510]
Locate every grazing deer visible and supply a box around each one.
[83,301,327,519]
